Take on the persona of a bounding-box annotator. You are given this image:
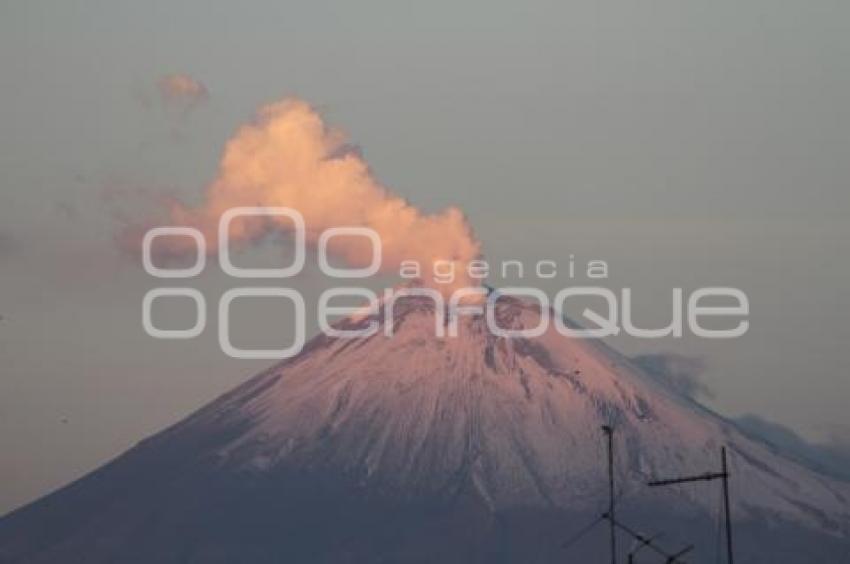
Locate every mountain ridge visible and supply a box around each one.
[1,294,848,563]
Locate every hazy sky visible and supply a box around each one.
[1,1,848,514]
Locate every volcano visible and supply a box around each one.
[1,295,848,563]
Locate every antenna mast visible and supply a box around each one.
[647,446,734,564]
[562,427,694,563]
[601,425,617,564]
[602,512,692,564]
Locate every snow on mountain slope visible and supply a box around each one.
[0,293,848,563]
[177,294,850,532]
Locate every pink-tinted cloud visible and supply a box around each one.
[157,73,209,110]
[119,98,481,295]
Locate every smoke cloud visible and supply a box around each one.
[632,353,714,401]
[121,98,481,294]
[157,74,209,110]
[733,416,850,482]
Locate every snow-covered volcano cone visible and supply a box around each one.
[1,296,848,563]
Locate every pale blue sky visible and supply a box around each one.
[0,0,848,513]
